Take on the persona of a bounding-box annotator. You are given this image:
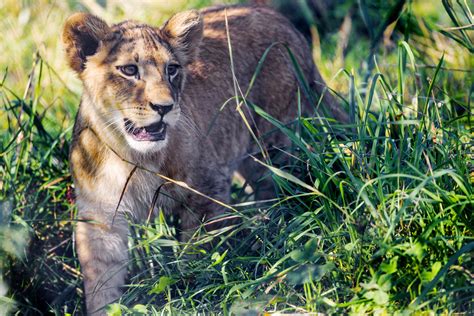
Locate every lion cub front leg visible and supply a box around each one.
[75,209,129,315]
[179,173,234,244]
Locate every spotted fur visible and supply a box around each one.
[63,5,347,315]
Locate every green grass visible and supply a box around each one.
[1,0,473,315]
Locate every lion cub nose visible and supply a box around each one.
[150,102,173,116]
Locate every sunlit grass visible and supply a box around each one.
[1,0,472,314]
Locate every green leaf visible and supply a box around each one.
[287,262,335,285]
[289,239,322,263]
[148,276,176,295]
[131,304,148,314]
[421,261,442,283]
[365,289,389,305]
[405,242,425,262]
[290,249,306,263]
[378,274,392,292]
[380,256,398,275]
[106,303,123,316]
[210,249,228,267]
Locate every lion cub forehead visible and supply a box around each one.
[107,21,173,63]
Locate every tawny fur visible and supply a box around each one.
[63,5,347,315]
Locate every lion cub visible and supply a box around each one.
[63,5,346,314]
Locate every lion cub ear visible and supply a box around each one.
[62,13,111,74]
[162,10,203,65]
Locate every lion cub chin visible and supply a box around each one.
[63,4,346,315]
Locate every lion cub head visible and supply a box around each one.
[63,11,203,153]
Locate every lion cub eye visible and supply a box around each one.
[166,64,180,80]
[118,65,139,77]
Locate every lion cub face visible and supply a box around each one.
[63,11,203,152]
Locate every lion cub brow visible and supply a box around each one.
[103,27,172,65]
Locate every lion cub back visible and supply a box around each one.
[182,5,318,164]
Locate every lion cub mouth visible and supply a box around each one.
[124,118,167,141]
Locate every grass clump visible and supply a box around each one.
[1,0,473,315]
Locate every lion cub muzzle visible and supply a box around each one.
[123,117,167,142]
[123,100,175,142]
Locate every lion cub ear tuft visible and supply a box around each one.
[62,13,111,74]
[162,10,203,65]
